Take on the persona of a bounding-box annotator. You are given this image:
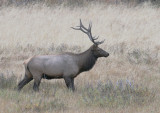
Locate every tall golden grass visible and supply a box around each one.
[0,2,160,113]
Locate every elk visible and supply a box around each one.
[18,20,109,92]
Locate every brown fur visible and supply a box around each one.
[18,20,109,92]
[18,45,109,91]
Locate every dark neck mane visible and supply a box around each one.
[77,47,97,73]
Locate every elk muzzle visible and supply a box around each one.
[102,50,109,57]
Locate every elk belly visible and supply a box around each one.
[42,74,63,79]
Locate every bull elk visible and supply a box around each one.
[18,20,109,92]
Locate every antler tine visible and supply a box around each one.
[72,19,105,45]
[71,24,88,34]
[72,19,89,34]
[71,26,80,30]
[93,36,99,40]
[86,34,95,44]
[95,39,105,45]
[88,23,91,31]
[79,19,101,45]
[88,22,92,31]
[79,19,88,31]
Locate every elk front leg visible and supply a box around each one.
[64,77,75,91]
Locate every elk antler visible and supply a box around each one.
[71,19,105,45]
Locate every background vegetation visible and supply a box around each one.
[0,0,160,6]
[0,0,160,113]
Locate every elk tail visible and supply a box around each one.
[27,64,32,75]
[23,58,33,78]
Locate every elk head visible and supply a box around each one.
[71,19,109,58]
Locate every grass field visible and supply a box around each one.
[0,2,160,113]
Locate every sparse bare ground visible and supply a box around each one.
[0,3,160,113]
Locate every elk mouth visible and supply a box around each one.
[103,52,109,57]
[100,49,109,57]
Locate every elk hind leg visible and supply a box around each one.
[18,75,33,91]
[33,75,42,92]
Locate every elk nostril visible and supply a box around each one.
[105,53,109,57]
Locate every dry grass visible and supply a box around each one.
[1,0,159,7]
[0,2,160,113]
